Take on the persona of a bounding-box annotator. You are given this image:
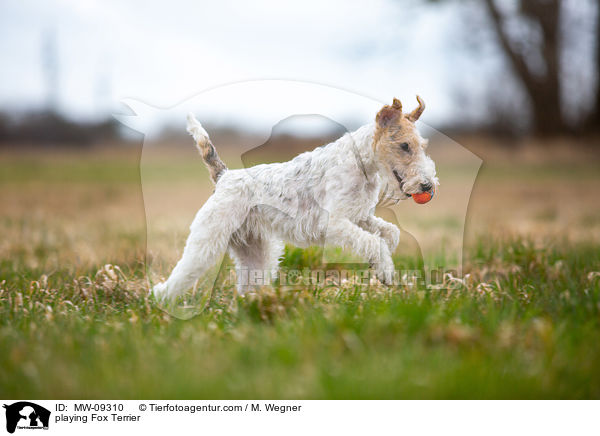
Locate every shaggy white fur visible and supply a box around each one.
[152,103,437,300]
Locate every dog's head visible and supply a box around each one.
[373,96,438,201]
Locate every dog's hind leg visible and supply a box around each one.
[152,193,250,301]
[229,232,284,294]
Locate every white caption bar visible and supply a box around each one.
[1,400,598,435]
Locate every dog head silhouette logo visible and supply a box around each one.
[117,81,482,319]
[3,402,50,433]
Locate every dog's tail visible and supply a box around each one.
[186,113,227,184]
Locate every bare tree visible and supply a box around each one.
[588,6,600,131]
[483,0,568,136]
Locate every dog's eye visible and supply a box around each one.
[400,142,410,153]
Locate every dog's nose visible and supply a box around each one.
[420,182,433,193]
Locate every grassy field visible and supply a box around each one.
[1,138,600,399]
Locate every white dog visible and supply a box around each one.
[152,97,438,300]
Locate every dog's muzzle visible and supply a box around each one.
[419,182,433,193]
[393,170,435,196]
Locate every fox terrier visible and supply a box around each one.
[152,96,438,300]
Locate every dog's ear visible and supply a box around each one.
[407,95,425,122]
[376,99,402,128]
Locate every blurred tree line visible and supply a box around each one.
[0,111,120,147]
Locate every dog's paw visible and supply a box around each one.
[151,282,169,303]
[375,267,394,286]
[374,257,396,286]
[381,225,400,253]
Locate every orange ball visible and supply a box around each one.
[412,186,435,204]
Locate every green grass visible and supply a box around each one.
[1,239,599,399]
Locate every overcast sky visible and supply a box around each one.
[0,0,531,132]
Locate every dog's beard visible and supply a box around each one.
[378,172,410,206]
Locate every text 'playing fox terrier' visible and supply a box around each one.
[152,96,438,301]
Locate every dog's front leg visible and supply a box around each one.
[358,216,400,254]
[326,217,395,285]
